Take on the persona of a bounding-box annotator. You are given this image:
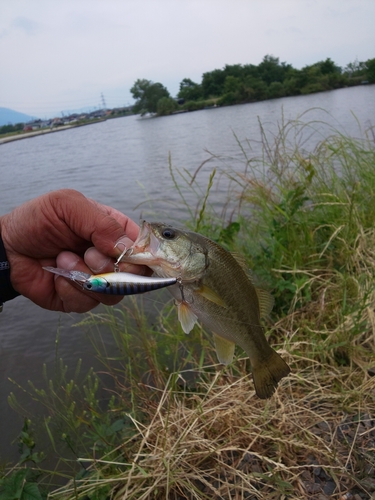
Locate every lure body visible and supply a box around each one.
[43,267,177,295]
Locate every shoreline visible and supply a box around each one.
[1,84,373,146]
[0,118,106,145]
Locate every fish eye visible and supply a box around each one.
[162,228,176,239]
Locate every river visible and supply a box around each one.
[0,85,374,464]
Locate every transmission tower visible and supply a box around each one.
[100,92,107,111]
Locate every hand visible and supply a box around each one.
[0,189,144,312]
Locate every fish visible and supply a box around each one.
[43,267,177,295]
[119,221,290,399]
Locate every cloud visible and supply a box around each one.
[11,16,41,36]
[0,0,374,117]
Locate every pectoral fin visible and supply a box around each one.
[197,285,227,308]
[177,302,198,334]
[213,333,235,365]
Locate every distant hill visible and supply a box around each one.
[0,107,37,126]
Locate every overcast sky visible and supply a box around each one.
[1,0,374,118]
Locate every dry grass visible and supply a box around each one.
[49,343,375,499]
[49,363,375,499]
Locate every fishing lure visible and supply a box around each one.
[43,267,177,295]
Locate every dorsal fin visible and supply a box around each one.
[255,288,274,318]
[230,252,248,273]
[229,254,274,319]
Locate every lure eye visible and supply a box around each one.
[162,228,176,240]
[85,283,93,290]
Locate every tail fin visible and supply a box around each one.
[252,350,290,399]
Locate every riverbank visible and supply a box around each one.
[0,118,106,145]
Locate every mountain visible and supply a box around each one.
[0,107,37,126]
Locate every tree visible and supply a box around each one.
[201,68,227,98]
[283,70,301,96]
[242,76,268,101]
[317,58,342,75]
[344,58,367,77]
[157,97,178,116]
[224,76,241,94]
[365,58,375,83]
[222,64,244,79]
[177,78,202,101]
[130,79,170,115]
[219,76,244,104]
[257,55,292,85]
[0,122,24,135]
[130,54,367,115]
[267,81,285,99]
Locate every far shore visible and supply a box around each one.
[0,118,106,145]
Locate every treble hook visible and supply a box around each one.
[176,275,187,303]
[114,242,128,272]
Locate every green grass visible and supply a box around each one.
[1,115,375,499]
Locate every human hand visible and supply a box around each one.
[0,189,144,312]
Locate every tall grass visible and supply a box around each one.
[2,115,375,499]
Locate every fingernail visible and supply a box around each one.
[56,251,80,270]
[114,237,134,254]
[84,247,110,273]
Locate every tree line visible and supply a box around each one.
[0,122,24,136]
[130,55,375,116]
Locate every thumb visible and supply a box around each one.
[52,189,139,257]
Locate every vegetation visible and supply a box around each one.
[180,55,375,106]
[3,55,373,135]
[1,115,375,499]
[130,79,171,116]
[156,96,178,116]
[0,122,24,136]
[131,55,375,116]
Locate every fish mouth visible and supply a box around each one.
[132,220,152,253]
[120,220,160,265]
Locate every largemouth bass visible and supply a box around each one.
[120,221,290,398]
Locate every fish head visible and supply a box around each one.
[122,221,207,280]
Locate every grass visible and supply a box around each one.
[1,113,375,499]
[46,363,374,500]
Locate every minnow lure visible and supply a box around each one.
[43,267,177,295]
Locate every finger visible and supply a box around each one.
[89,199,140,241]
[54,275,102,313]
[84,247,149,275]
[84,247,111,274]
[56,250,81,271]
[52,190,140,257]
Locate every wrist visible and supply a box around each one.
[0,217,21,311]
